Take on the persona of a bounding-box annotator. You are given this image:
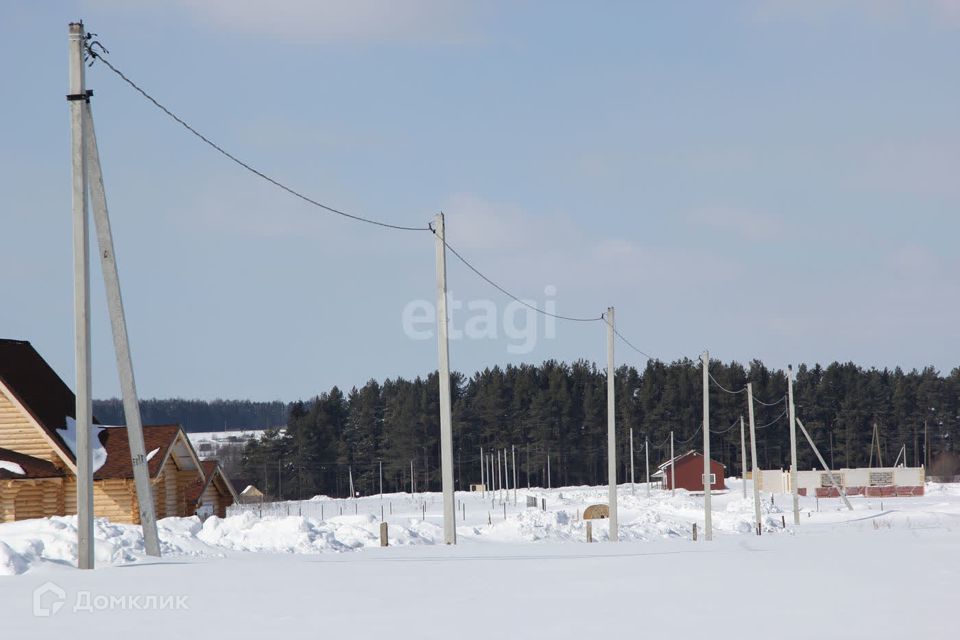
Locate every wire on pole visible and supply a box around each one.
[87,49,430,232]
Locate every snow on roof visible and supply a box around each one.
[0,461,25,475]
[61,417,107,473]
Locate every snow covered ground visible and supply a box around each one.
[1,481,958,638]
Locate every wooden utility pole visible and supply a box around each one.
[702,350,712,540]
[68,22,93,570]
[606,307,618,541]
[787,365,799,525]
[432,213,456,544]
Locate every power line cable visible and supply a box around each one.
[752,393,786,407]
[87,48,430,232]
[439,236,604,323]
[709,416,742,434]
[708,371,746,395]
[754,407,788,430]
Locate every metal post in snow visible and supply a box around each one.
[702,350,712,541]
[432,213,456,544]
[606,307,618,542]
[82,101,161,557]
[68,22,93,570]
[788,365,799,525]
[747,384,762,533]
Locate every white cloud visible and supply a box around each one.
[750,0,960,27]
[88,0,483,44]
[686,206,786,242]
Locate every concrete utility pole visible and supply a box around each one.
[379,460,383,499]
[84,106,161,557]
[497,450,503,503]
[479,446,484,496]
[702,350,712,541]
[347,465,353,498]
[796,418,853,511]
[645,437,650,497]
[740,416,747,500]
[630,428,635,495]
[788,365,799,526]
[606,307,618,541]
[68,21,93,570]
[432,213,456,544]
[547,453,551,489]
[670,431,676,497]
[512,445,517,505]
[410,459,414,494]
[747,384,762,532]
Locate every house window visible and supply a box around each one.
[701,473,716,485]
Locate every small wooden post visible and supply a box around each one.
[693,523,698,541]
[781,515,786,528]
[541,498,546,511]
[586,521,593,543]
[503,503,507,520]
[488,512,492,525]
[380,522,388,547]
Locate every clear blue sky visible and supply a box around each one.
[2,1,958,401]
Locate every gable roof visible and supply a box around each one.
[95,424,200,480]
[186,460,239,506]
[0,447,66,479]
[653,449,726,477]
[0,339,84,465]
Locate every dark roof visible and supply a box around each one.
[0,339,88,463]
[0,447,66,479]
[185,460,220,506]
[95,424,182,480]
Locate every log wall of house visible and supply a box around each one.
[0,478,65,522]
[177,468,199,516]
[0,389,63,464]
[93,479,135,523]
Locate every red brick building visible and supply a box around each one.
[654,450,726,492]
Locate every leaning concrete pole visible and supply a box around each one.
[788,365,799,525]
[702,350,712,541]
[606,307,618,541]
[433,213,456,544]
[83,106,161,558]
[796,418,853,511]
[746,383,762,533]
[68,21,94,571]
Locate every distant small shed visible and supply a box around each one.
[238,484,264,504]
[583,504,609,520]
[653,450,725,492]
